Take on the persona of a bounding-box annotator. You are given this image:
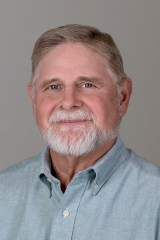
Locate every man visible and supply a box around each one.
[0,24,160,240]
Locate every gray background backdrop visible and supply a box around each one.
[0,0,160,170]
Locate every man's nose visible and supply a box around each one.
[59,87,83,110]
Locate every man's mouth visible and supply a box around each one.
[58,120,87,123]
[52,119,92,129]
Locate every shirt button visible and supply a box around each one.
[94,184,98,190]
[47,178,53,183]
[63,209,70,217]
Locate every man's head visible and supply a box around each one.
[28,24,132,156]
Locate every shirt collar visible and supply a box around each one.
[39,146,52,177]
[39,136,127,195]
[89,136,127,195]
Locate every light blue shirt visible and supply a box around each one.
[0,137,160,240]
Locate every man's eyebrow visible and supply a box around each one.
[77,76,103,84]
[40,78,60,89]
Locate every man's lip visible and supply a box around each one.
[56,120,88,124]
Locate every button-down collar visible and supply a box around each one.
[39,136,127,195]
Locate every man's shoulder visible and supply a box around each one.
[126,148,160,181]
[0,152,42,180]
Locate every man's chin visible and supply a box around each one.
[52,130,88,143]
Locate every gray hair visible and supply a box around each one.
[31,24,127,89]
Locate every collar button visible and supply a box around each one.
[94,183,98,190]
[47,177,53,183]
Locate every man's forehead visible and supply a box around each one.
[32,42,113,90]
[39,42,107,64]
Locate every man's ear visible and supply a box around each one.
[27,83,34,102]
[118,78,132,117]
[27,83,36,117]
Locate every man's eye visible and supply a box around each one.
[82,83,93,88]
[48,85,59,90]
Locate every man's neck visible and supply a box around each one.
[50,139,116,192]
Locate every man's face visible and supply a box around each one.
[28,43,131,155]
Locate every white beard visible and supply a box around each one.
[41,109,119,156]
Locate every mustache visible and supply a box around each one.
[49,109,95,123]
